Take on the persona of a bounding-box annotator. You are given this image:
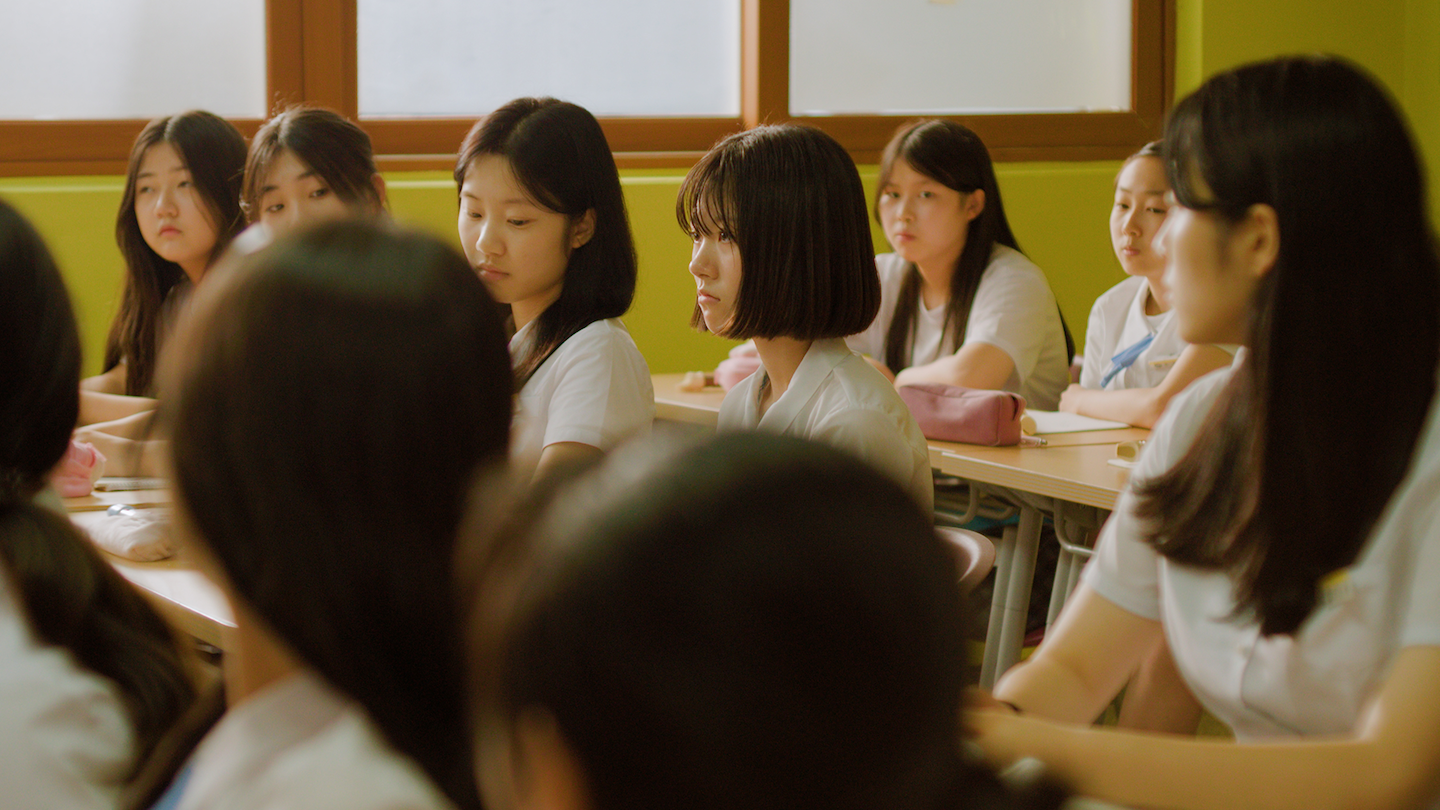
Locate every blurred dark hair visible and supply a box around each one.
[1137,55,1440,635]
[161,219,513,810]
[455,97,637,386]
[0,197,196,779]
[241,106,385,221]
[676,124,880,340]
[875,120,1072,372]
[469,433,1065,810]
[108,110,247,396]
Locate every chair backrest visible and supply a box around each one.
[935,526,997,593]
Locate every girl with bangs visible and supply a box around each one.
[455,97,653,485]
[241,106,388,237]
[975,56,1440,810]
[78,111,246,473]
[846,120,1072,411]
[679,124,932,511]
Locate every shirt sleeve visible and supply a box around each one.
[1082,367,1233,620]
[810,406,927,501]
[1079,295,1108,390]
[541,325,654,451]
[962,254,1060,382]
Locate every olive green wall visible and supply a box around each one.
[5,0,1437,376]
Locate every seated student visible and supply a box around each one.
[974,56,1440,810]
[1058,142,1233,428]
[467,432,1066,810]
[150,220,511,810]
[77,111,247,475]
[845,120,1071,411]
[0,199,197,809]
[455,98,653,484]
[240,106,388,236]
[678,124,933,511]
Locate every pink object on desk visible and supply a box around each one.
[897,383,1026,446]
[49,440,106,497]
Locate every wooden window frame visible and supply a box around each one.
[0,0,1172,176]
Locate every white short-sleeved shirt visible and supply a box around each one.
[1078,276,1236,391]
[176,671,455,810]
[510,318,654,475]
[1084,355,1440,742]
[0,552,132,810]
[718,338,933,511]
[846,247,1070,411]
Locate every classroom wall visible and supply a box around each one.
[4,0,1437,377]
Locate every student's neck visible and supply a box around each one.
[914,253,959,310]
[222,599,304,707]
[179,258,208,286]
[752,336,813,418]
[1142,273,1171,316]
[512,290,563,332]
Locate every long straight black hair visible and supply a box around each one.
[875,120,1072,374]
[0,198,196,779]
[1135,56,1440,635]
[162,220,513,810]
[107,111,247,396]
[454,97,638,387]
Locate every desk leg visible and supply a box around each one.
[978,505,1042,689]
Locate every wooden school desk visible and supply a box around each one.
[65,494,234,649]
[652,372,1147,687]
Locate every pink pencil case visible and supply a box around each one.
[897,383,1026,446]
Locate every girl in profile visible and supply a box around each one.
[678,123,932,510]
[0,198,196,809]
[241,106,388,236]
[978,56,1440,810]
[152,220,512,810]
[78,110,247,474]
[455,97,653,484]
[468,432,1065,810]
[846,120,1072,411]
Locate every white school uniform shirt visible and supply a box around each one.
[0,547,132,810]
[509,318,654,476]
[718,338,933,511]
[1078,275,1236,391]
[846,247,1070,411]
[175,671,455,810]
[1085,354,1440,748]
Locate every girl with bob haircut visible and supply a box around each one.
[467,432,1066,810]
[241,106,387,235]
[678,124,932,510]
[78,110,247,473]
[153,220,511,810]
[1059,141,1234,429]
[976,56,1440,810]
[846,120,1072,411]
[455,97,653,483]
[0,199,197,808]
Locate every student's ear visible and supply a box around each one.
[963,188,986,222]
[512,709,592,810]
[1236,203,1280,279]
[370,173,389,211]
[570,209,596,250]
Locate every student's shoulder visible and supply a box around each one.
[555,319,646,363]
[1093,275,1147,313]
[1137,359,1239,476]
[979,245,1051,292]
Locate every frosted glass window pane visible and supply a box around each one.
[0,1,266,120]
[791,0,1131,115]
[358,0,740,117]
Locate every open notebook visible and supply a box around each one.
[1020,410,1130,435]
